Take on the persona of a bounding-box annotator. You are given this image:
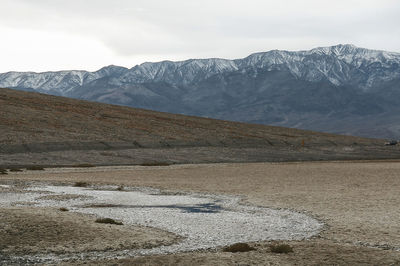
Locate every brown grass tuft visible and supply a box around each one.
[73,181,89,187]
[72,163,95,168]
[26,166,44,171]
[9,168,23,172]
[95,218,123,225]
[222,243,255,253]
[270,244,293,254]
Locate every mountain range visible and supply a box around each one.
[1,44,399,139]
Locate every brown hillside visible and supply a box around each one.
[0,88,399,166]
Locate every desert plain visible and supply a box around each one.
[1,89,400,265]
[1,160,400,265]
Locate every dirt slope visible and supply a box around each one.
[1,88,399,165]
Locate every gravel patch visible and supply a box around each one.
[1,184,323,263]
[0,192,38,206]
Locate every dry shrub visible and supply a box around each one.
[95,218,123,225]
[59,207,69,212]
[223,243,255,253]
[72,163,95,168]
[270,244,293,254]
[9,168,23,172]
[73,181,88,187]
[26,166,44,171]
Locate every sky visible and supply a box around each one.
[0,0,399,72]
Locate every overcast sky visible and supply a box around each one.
[0,0,399,72]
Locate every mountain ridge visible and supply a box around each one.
[1,44,400,139]
[4,44,399,89]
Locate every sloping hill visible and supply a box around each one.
[0,88,399,166]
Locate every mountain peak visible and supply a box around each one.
[95,65,129,77]
[96,65,128,72]
[309,44,359,55]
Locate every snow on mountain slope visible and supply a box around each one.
[1,44,398,94]
[120,58,239,85]
[0,70,96,95]
[238,44,400,88]
[1,44,400,139]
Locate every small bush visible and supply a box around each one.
[9,168,23,172]
[223,243,255,253]
[59,207,69,212]
[270,244,293,254]
[0,167,8,174]
[73,181,88,187]
[26,166,44,171]
[95,218,123,225]
[72,163,95,168]
[117,185,124,191]
[140,162,171,166]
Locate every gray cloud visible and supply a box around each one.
[0,0,399,71]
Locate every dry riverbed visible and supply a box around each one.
[1,161,400,265]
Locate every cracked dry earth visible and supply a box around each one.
[1,161,400,265]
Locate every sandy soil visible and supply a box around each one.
[1,161,400,265]
[74,240,399,266]
[0,207,180,256]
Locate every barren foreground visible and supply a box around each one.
[1,161,400,265]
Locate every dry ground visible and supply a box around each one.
[0,208,180,256]
[0,88,383,148]
[1,161,400,265]
[4,87,400,166]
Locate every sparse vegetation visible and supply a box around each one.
[59,207,69,212]
[9,168,23,172]
[73,181,89,187]
[117,185,124,191]
[26,166,44,171]
[0,168,7,175]
[222,243,255,253]
[95,217,123,225]
[140,162,171,166]
[72,163,95,168]
[270,244,293,254]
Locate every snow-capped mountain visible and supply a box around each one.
[238,44,400,89]
[1,44,400,139]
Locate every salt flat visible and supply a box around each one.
[1,161,400,265]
